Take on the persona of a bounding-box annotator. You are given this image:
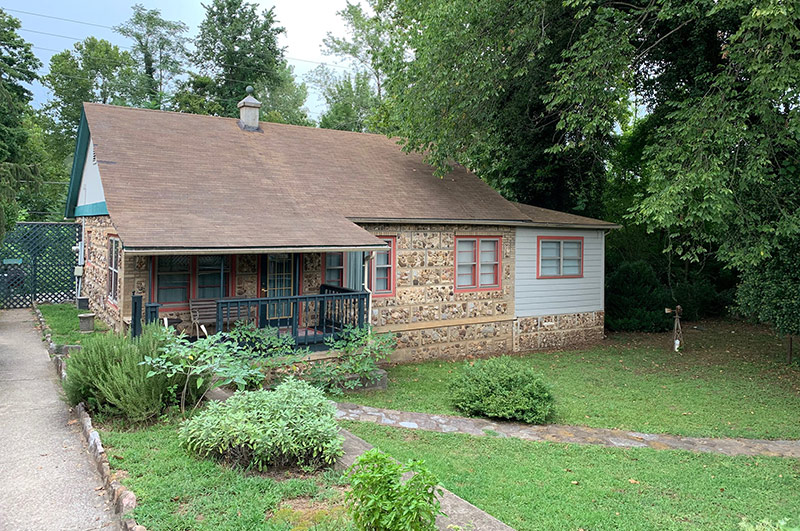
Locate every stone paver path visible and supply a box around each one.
[337,402,800,458]
[0,309,114,530]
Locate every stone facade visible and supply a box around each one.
[513,311,605,352]
[81,216,124,331]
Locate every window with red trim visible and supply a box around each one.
[324,252,345,287]
[107,237,120,303]
[369,237,395,296]
[197,256,230,299]
[538,238,583,278]
[455,236,501,290]
[156,256,190,304]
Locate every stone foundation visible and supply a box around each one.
[513,311,605,353]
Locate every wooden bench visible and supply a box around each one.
[189,298,253,337]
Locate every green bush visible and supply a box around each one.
[606,260,673,332]
[178,377,343,471]
[63,324,171,421]
[347,449,442,531]
[225,321,297,359]
[449,357,554,424]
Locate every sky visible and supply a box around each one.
[2,0,358,119]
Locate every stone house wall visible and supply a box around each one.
[80,215,123,331]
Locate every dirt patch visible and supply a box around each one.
[268,488,350,530]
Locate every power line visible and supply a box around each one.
[4,8,114,30]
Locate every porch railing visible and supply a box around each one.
[215,285,369,345]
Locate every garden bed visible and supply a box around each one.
[345,320,800,439]
[346,421,800,530]
[38,303,108,345]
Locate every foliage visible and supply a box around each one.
[347,422,800,531]
[225,320,297,359]
[113,4,189,108]
[170,73,224,116]
[102,420,352,531]
[314,70,380,133]
[737,238,800,337]
[178,378,343,471]
[346,448,443,531]
[63,324,171,421]
[449,357,554,424]
[141,330,262,415]
[257,62,313,126]
[0,9,42,237]
[303,326,393,394]
[346,321,800,439]
[37,303,108,345]
[605,261,672,332]
[193,0,285,117]
[42,37,136,160]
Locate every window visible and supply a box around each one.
[156,256,190,304]
[370,237,396,296]
[107,237,120,303]
[454,236,501,291]
[197,256,230,299]
[324,252,345,287]
[538,237,583,278]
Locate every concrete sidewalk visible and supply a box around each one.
[0,309,114,531]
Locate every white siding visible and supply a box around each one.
[76,135,106,207]
[515,227,605,316]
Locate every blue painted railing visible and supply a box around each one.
[215,285,368,345]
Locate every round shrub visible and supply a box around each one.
[178,377,343,471]
[449,357,554,424]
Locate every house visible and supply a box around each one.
[65,91,619,362]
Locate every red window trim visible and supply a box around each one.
[536,236,584,279]
[453,235,503,293]
[107,234,120,308]
[370,236,396,298]
[322,251,347,288]
[151,255,236,312]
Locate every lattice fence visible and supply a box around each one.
[0,222,81,309]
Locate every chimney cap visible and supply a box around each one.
[237,86,261,109]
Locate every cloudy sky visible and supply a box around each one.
[3,0,358,118]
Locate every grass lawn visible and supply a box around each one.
[345,320,800,439]
[346,421,800,530]
[101,420,352,531]
[38,303,109,345]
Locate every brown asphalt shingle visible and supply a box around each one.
[512,202,621,229]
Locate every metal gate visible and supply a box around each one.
[0,222,81,309]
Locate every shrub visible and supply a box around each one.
[178,377,343,471]
[347,449,443,531]
[63,324,171,421]
[225,321,297,359]
[449,357,554,424]
[606,260,673,332]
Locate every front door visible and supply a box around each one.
[260,254,299,327]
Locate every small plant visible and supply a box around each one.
[63,324,171,421]
[226,320,298,358]
[449,356,554,424]
[141,330,262,415]
[347,449,443,531]
[178,377,343,471]
[304,326,394,394]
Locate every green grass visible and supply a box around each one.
[346,421,800,531]
[101,420,352,531]
[345,320,800,439]
[38,303,108,345]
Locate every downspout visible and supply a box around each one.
[363,251,374,328]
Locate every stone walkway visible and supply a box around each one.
[336,402,800,458]
[0,309,114,530]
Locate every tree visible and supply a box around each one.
[376,0,607,214]
[194,0,285,117]
[315,70,378,132]
[42,37,136,160]
[0,9,42,238]
[171,74,224,116]
[113,4,188,108]
[258,62,313,126]
[322,0,391,101]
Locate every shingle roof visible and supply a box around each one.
[512,202,621,229]
[80,103,616,251]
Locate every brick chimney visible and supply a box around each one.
[237,86,261,131]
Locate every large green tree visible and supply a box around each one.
[314,69,378,132]
[258,62,313,126]
[42,37,136,160]
[0,9,43,237]
[193,0,285,117]
[376,0,607,214]
[114,3,188,108]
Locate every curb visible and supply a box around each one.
[32,306,146,531]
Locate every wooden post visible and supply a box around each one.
[130,291,142,338]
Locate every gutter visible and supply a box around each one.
[123,244,390,256]
[348,217,621,230]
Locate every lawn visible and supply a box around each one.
[345,320,800,439]
[101,420,352,531]
[346,421,800,531]
[38,303,109,345]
